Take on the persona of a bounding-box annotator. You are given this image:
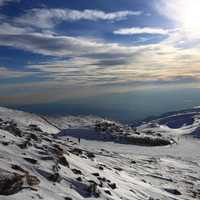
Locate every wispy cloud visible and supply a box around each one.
[1,29,200,88]
[15,8,142,28]
[0,32,142,57]
[0,0,18,6]
[0,66,36,79]
[0,23,33,34]
[1,1,200,95]
[114,27,169,35]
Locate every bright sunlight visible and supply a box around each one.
[180,0,200,33]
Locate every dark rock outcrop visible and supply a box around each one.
[23,157,38,164]
[71,169,82,175]
[164,188,182,195]
[58,156,69,167]
[0,169,24,195]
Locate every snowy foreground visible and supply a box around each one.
[0,107,199,200]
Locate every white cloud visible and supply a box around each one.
[114,27,169,35]
[15,8,142,28]
[0,23,33,34]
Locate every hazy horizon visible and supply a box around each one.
[1,0,200,120]
[2,87,200,123]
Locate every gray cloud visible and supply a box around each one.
[91,58,131,67]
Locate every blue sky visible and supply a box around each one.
[1,0,200,105]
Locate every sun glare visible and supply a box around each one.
[178,0,200,35]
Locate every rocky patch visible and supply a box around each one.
[0,169,23,195]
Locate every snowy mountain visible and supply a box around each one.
[0,106,199,200]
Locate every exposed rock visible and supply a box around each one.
[17,139,31,149]
[106,179,111,183]
[26,174,40,186]
[29,133,40,142]
[124,136,171,146]
[76,177,82,182]
[98,166,104,170]
[86,152,95,159]
[92,172,100,177]
[37,169,61,182]
[29,124,42,132]
[42,137,52,143]
[87,181,100,197]
[4,125,22,137]
[53,144,64,155]
[97,177,107,182]
[108,183,117,189]
[49,173,62,182]
[114,167,123,171]
[2,141,9,146]
[64,197,73,200]
[131,160,136,164]
[164,188,182,195]
[11,164,27,173]
[58,155,69,167]
[52,164,60,174]
[40,156,54,161]
[71,169,82,175]
[104,189,112,196]
[0,169,24,195]
[23,157,38,165]
[70,148,83,156]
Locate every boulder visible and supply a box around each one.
[108,183,117,189]
[71,169,82,175]
[104,189,112,196]
[29,124,42,132]
[26,174,40,186]
[86,152,95,159]
[58,156,69,167]
[0,169,24,195]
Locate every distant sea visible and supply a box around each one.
[5,87,200,123]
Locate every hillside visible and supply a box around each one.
[0,107,199,200]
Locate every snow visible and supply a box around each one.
[0,106,59,134]
[0,107,199,199]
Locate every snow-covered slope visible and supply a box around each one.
[138,107,200,139]
[46,116,173,146]
[0,107,199,200]
[0,107,59,134]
